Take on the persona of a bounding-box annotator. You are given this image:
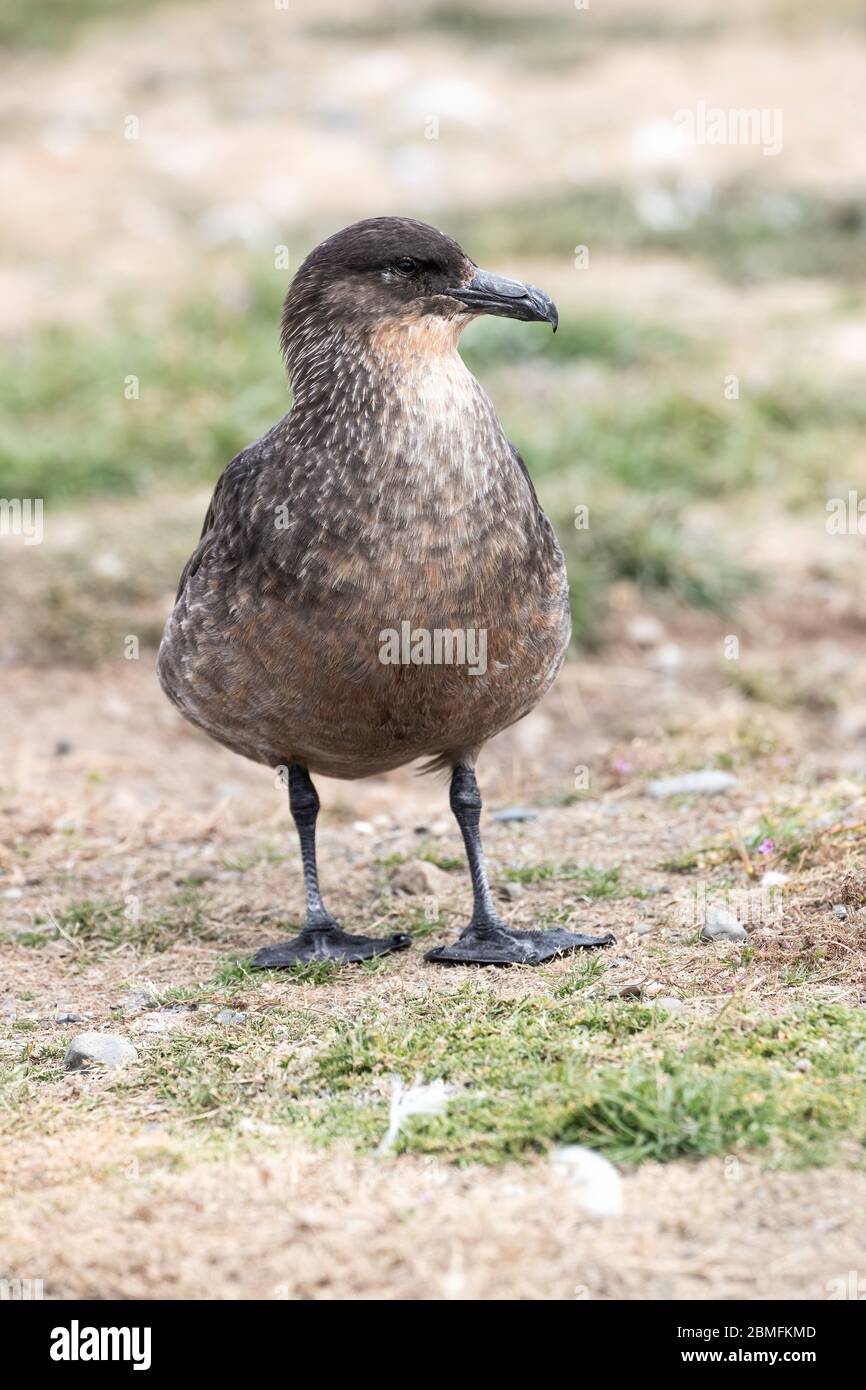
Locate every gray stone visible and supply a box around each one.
[64,1032,138,1071]
[653,996,685,1014]
[491,807,537,823]
[832,904,848,920]
[702,905,747,942]
[215,1009,247,1025]
[392,860,453,896]
[496,881,525,902]
[116,986,157,1015]
[55,1010,89,1024]
[549,1146,624,1217]
[138,1014,185,1035]
[648,770,738,799]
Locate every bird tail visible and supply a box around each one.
[416,747,478,778]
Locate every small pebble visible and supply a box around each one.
[138,1015,183,1035]
[653,996,685,1014]
[760,870,788,888]
[631,921,654,937]
[117,986,158,1015]
[392,860,453,896]
[649,770,737,799]
[549,1146,624,1218]
[833,904,848,920]
[64,1032,138,1071]
[215,1008,247,1025]
[608,978,643,998]
[496,881,525,902]
[702,905,747,943]
[491,807,537,824]
[352,820,374,835]
[55,1010,89,1024]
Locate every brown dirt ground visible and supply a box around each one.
[3,1131,865,1301]
[2,586,866,1299]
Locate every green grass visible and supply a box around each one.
[563,499,759,622]
[7,965,866,1169]
[211,957,265,989]
[285,995,866,1165]
[47,990,862,1168]
[389,907,452,941]
[452,182,866,285]
[0,276,288,503]
[304,2,721,51]
[8,890,217,958]
[463,312,690,372]
[0,0,203,51]
[221,842,288,872]
[7,191,866,663]
[502,863,622,898]
[0,288,698,506]
[8,256,863,509]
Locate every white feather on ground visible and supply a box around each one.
[549,1145,624,1217]
[376,1075,456,1155]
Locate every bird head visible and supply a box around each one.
[281,216,558,370]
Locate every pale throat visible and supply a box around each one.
[364,312,505,485]
[287,311,510,501]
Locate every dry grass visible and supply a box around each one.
[3,1131,865,1300]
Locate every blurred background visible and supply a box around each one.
[2,0,866,675]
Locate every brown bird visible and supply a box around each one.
[158,217,614,966]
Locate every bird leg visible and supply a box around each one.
[425,764,615,966]
[250,764,411,968]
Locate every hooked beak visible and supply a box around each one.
[447,267,558,332]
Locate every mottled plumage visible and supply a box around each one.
[160,219,569,778]
[158,218,613,966]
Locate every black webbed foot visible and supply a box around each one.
[251,923,411,969]
[425,918,614,966]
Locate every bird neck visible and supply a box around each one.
[284,316,508,484]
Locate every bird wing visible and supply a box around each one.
[174,446,264,600]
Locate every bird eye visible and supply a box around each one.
[393,256,419,275]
